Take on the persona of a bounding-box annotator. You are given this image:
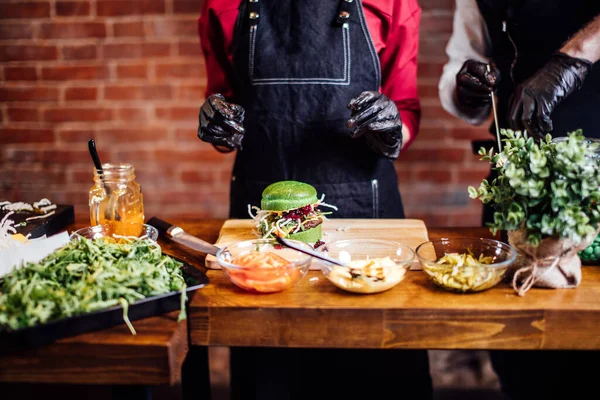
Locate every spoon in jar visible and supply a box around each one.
[88,139,119,221]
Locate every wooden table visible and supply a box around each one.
[175,220,600,351]
[0,219,194,400]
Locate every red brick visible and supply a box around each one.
[116,64,148,79]
[104,84,172,100]
[56,129,102,143]
[399,146,467,163]
[65,87,97,101]
[117,107,150,122]
[420,12,454,35]
[0,128,54,143]
[455,165,491,184]
[449,126,493,141]
[40,149,92,164]
[113,149,155,162]
[113,21,145,37]
[0,2,51,19]
[3,149,41,163]
[177,84,206,100]
[419,36,451,59]
[0,86,59,102]
[97,127,168,143]
[56,1,91,16]
[155,106,197,121]
[155,62,204,78]
[41,65,108,80]
[0,23,34,40]
[97,0,165,16]
[181,169,215,184]
[154,147,233,163]
[178,41,202,56]
[175,127,200,142]
[132,168,178,185]
[416,126,449,141]
[418,61,447,78]
[0,45,57,62]
[7,169,66,185]
[62,44,97,60]
[417,82,439,99]
[40,22,106,39]
[102,43,171,59]
[415,167,453,183]
[173,0,202,14]
[146,19,197,37]
[4,67,37,81]
[421,103,456,120]
[43,107,113,122]
[6,107,40,122]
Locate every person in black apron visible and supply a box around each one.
[198,0,432,398]
[443,1,600,398]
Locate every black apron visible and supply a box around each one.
[227,2,431,399]
[228,0,404,219]
[474,0,600,225]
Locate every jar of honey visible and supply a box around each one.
[89,163,144,237]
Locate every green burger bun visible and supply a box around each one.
[261,181,319,211]
[260,181,322,243]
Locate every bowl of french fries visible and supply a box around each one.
[415,238,517,293]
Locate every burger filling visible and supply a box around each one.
[248,195,337,239]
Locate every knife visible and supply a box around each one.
[147,217,221,256]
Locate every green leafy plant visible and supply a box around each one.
[468,129,600,247]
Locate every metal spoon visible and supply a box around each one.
[274,235,347,266]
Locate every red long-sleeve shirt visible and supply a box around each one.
[198,0,422,148]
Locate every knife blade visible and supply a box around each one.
[147,217,221,256]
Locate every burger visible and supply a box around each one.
[248,181,337,243]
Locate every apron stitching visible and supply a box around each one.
[249,12,351,85]
[249,25,257,80]
[356,0,381,89]
[372,179,379,218]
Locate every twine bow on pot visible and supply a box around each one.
[511,253,563,296]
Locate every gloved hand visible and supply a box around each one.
[346,91,403,160]
[508,52,592,139]
[455,60,500,117]
[198,93,245,152]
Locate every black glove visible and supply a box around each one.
[455,60,500,118]
[508,52,592,140]
[198,93,245,152]
[346,91,403,160]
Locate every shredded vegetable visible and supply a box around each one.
[248,194,338,239]
[0,235,187,334]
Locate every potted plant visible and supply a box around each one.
[468,129,600,296]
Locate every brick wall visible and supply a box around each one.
[0,0,493,227]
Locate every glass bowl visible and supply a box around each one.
[70,223,159,242]
[216,238,313,293]
[315,239,414,294]
[415,238,517,293]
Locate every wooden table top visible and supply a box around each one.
[3,217,599,387]
[0,220,189,386]
[176,220,600,351]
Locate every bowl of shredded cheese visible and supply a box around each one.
[316,239,414,294]
[415,238,517,293]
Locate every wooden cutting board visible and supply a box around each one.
[205,219,431,270]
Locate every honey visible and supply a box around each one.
[89,163,144,237]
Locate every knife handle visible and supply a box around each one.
[147,217,174,235]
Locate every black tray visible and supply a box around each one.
[0,257,208,351]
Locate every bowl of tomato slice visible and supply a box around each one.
[216,238,313,293]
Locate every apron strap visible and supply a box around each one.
[336,0,353,26]
[245,0,352,28]
[248,0,260,27]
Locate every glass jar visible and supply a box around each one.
[89,163,144,237]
